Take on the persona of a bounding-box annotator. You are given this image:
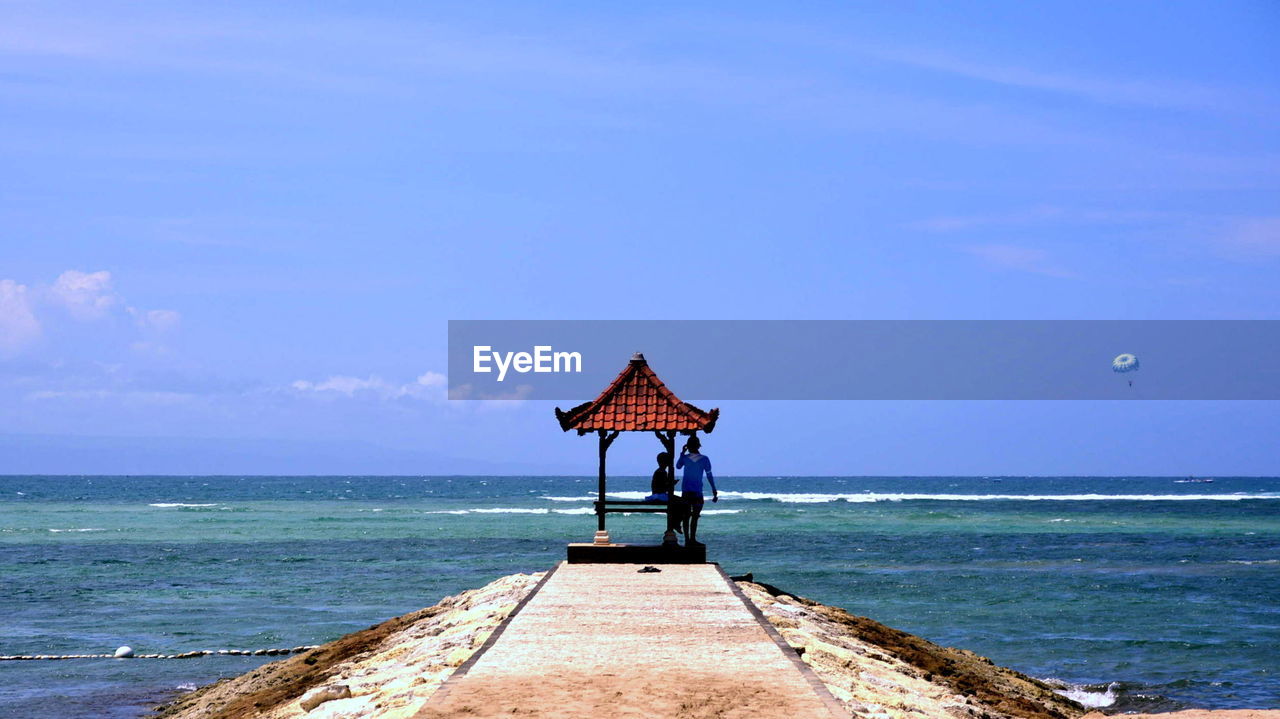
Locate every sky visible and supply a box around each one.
[2,0,1278,475]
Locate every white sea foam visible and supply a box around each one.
[724,492,862,503]
[1228,559,1280,565]
[717,491,1279,503]
[149,503,219,508]
[48,528,107,533]
[535,490,1279,503]
[1053,682,1117,708]
[429,505,734,516]
[606,491,662,500]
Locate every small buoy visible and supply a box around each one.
[113,646,134,658]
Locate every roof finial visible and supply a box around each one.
[630,352,646,364]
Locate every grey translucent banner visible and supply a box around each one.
[447,320,1280,400]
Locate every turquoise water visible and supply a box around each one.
[2,476,1278,717]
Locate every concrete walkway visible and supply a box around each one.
[416,563,845,719]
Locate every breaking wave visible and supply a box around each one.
[546,491,1276,504]
[715,492,1277,503]
[1051,681,1118,708]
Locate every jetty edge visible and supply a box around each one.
[151,565,1093,719]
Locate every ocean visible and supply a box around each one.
[1,475,1277,718]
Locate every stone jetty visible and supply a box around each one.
[154,565,1088,719]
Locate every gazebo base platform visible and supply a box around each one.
[566,542,706,564]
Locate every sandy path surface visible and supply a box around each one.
[416,563,843,719]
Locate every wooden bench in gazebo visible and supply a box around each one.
[555,352,719,563]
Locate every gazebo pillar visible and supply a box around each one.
[655,430,678,546]
[595,429,619,545]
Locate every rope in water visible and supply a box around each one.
[0,646,318,661]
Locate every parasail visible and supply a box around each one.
[1112,353,1139,387]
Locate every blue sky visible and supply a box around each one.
[2,1,1278,475]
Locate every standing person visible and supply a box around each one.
[676,436,717,546]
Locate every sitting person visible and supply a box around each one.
[643,451,674,502]
[643,451,688,536]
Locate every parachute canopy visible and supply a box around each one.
[1112,353,1140,374]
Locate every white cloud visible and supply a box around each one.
[8,269,183,354]
[448,383,534,403]
[290,372,447,401]
[416,371,446,387]
[908,206,1178,233]
[865,46,1269,115]
[25,389,196,405]
[1218,217,1280,260]
[129,340,173,357]
[398,371,448,400]
[132,308,182,332]
[961,244,1075,278]
[49,270,121,320]
[0,279,42,356]
[292,375,387,396]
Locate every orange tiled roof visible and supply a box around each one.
[555,353,719,434]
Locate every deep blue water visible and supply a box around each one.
[2,475,1278,717]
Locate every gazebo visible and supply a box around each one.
[555,352,719,549]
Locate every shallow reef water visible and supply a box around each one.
[2,475,1277,717]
